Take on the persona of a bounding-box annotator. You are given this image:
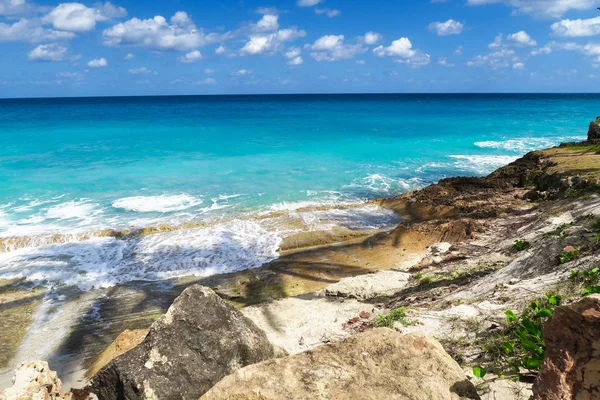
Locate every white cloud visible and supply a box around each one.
[315,8,340,17]
[530,40,600,61]
[467,48,516,68]
[205,68,214,74]
[178,49,202,63]
[253,14,279,32]
[373,37,431,67]
[551,16,600,37]
[466,0,596,18]
[428,19,464,36]
[232,69,252,76]
[287,56,303,65]
[454,45,463,54]
[197,77,217,85]
[297,0,322,7]
[43,2,127,33]
[124,52,134,59]
[285,46,303,65]
[128,66,157,74]
[507,30,537,46]
[240,28,306,55]
[88,57,108,67]
[309,34,367,62]
[102,12,229,52]
[0,18,75,42]
[28,43,67,61]
[215,44,226,55]
[362,31,382,45]
[0,0,36,16]
[438,57,455,66]
[512,62,525,69]
[489,33,503,48]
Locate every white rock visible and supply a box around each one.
[430,242,452,254]
[324,270,411,300]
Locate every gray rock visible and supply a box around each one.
[430,242,452,254]
[589,117,600,141]
[324,270,411,300]
[90,285,281,400]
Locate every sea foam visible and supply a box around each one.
[112,194,203,213]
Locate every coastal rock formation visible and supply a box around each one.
[589,117,600,141]
[90,285,282,400]
[87,329,148,377]
[324,270,411,300]
[0,361,71,400]
[532,294,600,400]
[201,329,480,400]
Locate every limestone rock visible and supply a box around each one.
[324,270,411,300]
[532,294,600,400]
[87,329,148,377]
[90,285,281,400]
[430,242,452,254]
[588,117,600,141]
[202,329,481,400]
[0,361,71,400]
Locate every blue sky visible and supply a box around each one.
[2,0,600,97]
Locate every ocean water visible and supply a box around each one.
[0,93,595,289]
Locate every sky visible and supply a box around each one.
[3,0,600,97]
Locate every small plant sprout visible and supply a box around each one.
[559,246,579,264]
[473,366,487,379]
[513,240,531,251]
[373,307,417,328]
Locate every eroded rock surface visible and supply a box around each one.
[0,361,71,400]
[324,270,411,300]
[533,294,600,400]
[90,285,281,400]
[201,329,480,400]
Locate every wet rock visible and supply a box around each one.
[324,270,411,300]
[201,329,480,400]
[90,285,281,400]
[87,329,148,377]
[0,361,72,400]
[532,294,600,400]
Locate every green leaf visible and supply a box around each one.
[473,366,487,379]
[522,357,543,370]
[505,310,517,323]
[582,286,600,297]
[535,308,553,318]
[521,339,541,352]
[521,319,542,336]
[500,342,514,355]
[547,295,561,307]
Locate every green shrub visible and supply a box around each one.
[374,307,417,328]
[513,240,531,251]
[560,249,579,264]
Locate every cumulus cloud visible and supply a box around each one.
[0,18,75,42]
[309,34,367,62]
[297,0,322,7]
[240,28,306,55]
[428,19,464,36]
[178,49,202,63]
[467,48,516,68]
[507,30,537,46]
[512,62,525,69]
[285,46,303,65]
[28,43,67,61]
[315,8,340,17]
[197,77,217,85]
[438,57,455,67]
[530,40,600,61]
[253,14,279,32]
[373,37,431,67]
[124,52,134,59]
[43,2,126,33]
[0,0,37,16]
[232,69,252,76]
[87,57,107,67]
[551,16,600,37]
[466,0,596,18]
[102,12,229,52]
[362,31,382,45]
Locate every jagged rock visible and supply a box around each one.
[532,294,600,400]
[0,361,72,400]
[430,242,452,254]
[324,270,411,300]
[201,329,481,400]
[87,329,148,377]
[90,285,282,400]
[588,117,600,141]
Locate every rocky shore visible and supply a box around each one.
[2,123,600,399]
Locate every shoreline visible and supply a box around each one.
[1,140,599,394]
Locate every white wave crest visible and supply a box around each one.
[449,155,519,174]
[112,194,202,213]
[358,174,423,195]
[474,136,586,153]
[0,220,282,290]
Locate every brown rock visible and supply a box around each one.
[202,329,480,400]
[589,118,600,141]
[86,328,148,377]
[532,294,600,400]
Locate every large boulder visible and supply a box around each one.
[324,270,411,300]
[532,294,600,400]
[87,329,148,377]
[201,329,480,400]
[90,285,282,400]
[589,117,600,141]
[0,361,70,400]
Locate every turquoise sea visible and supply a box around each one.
[0,94,594,289]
